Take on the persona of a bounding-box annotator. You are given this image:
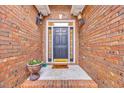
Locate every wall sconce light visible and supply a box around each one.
[77,13,85,26]
[59,14,63,19]
[36,12,43,25]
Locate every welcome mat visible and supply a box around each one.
[52,64,68,69]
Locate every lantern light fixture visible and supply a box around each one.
[77,12,85,26]
[36,12,43,25]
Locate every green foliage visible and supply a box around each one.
[28,59,43,65]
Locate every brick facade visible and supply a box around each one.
[79,5,124,87]
[0,5,124,88]
[0,6,43,87]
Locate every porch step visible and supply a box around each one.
[19,80,98,88]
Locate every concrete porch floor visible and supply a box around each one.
[36,65,92,80]
[19,65,98,88]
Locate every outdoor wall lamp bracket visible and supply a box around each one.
[36,12,43,25]
[78,13,85,26]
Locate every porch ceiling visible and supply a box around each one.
[71,5,85,16]
[35,5,50,16]
[35,5,85,17]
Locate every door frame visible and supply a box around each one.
[46,19,75,64]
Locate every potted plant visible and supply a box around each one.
[27,59,43,81]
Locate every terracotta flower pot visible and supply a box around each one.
[27,63,42,74]
[27,63,42,81]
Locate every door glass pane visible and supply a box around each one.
[48,27,52,62]
[70,27,74,62]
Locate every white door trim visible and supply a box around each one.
[46,19,75,64]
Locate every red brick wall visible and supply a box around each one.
[0,5,43,87]
[79,5,124,87]
[42,5,79,63]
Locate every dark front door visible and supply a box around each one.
[53,27,68,59]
